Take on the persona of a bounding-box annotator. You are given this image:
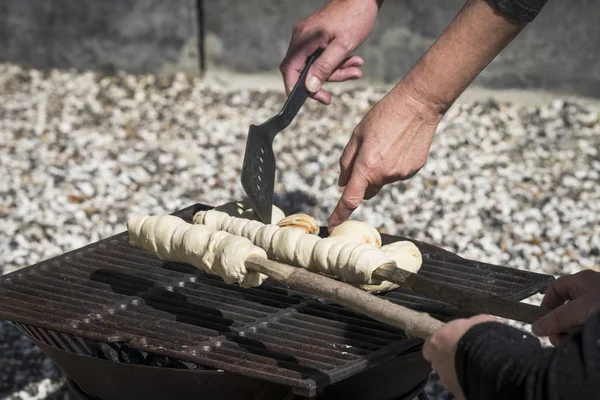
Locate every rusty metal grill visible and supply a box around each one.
[0,203,554,397]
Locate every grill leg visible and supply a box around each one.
[416,392,429,400]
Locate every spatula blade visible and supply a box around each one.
[240,49,324,224]
[241,124,276,224]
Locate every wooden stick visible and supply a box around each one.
[245,255,444,340]
[373,264,550,324]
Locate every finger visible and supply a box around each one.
[532,298,589,337]
[312,89,332,105]
[328,171,369,231]
[280,36,323,96]
[306,42,350,93]
[338,137,360,187]
[328,67,363,82]
[339,55,364,69]
[549,333,567,346]
[422,336,434,362]
[364,184,381,200]
[541,274,580,310]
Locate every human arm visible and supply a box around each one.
[453,311,600,400]
[328,0,530,229]
[424,270,600,399]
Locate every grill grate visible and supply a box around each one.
[0,204,553,397]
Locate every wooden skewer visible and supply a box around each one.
[372,263,550,324]
[245,255,444,340]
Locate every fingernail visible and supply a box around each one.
[306,76,321,93]
[532,320,547,336]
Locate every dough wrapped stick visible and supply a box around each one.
[193,210,422,286]
[127,214,268,288]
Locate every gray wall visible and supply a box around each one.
[205,0,600,97]
[1,0,599,97]
[0,0,199,74]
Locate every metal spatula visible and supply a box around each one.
[241,49,323,224]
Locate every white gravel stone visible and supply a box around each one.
[0,63,599,399]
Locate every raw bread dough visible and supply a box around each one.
[127,214,268,287]
[294,234,320,271]
[381,241,422,274]
[329,220,382,248]
[242,220,264,243]
[254,224,280,254]
[191,210,421,286]
[213,235,267,286]
[277,214,320,235]
[153,215,184,260]
[311,238,338,276]
[271,228,304,262]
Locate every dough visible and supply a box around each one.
[241,220,264,243]
[127,215,149,245]
[326,241,346,276]
[346,247,393,284]
[254,224,279,254]
[191,210,422,289]
[277,214,320,235]
[181,225,213,270]
[271,228,304,262]
[213,235,266,286]
[381,241,422,274]
[311,238,338,275]
[194,210,229,229]
[170,223,193,263]
[336,243,372,282]
[154,215,190,260]
[139,215,160,254]
[227,218,249,237]
[127,214,268,288]
[329,220,382,248]
[294,234,320,270]
[201,230,230,271]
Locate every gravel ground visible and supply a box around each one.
[0,63,599,399]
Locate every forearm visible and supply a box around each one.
[456,312,600,400]
[394,0,527,114]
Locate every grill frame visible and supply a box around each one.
[0,203,554,397]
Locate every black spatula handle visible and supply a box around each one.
[272,48,324,132]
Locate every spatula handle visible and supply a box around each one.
[273,48,324,132]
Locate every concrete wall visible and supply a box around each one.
[1,0,599,97]
[204,0,600,97]
[0,0,199,74]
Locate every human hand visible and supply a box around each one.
[328,84,443,231]
[279,0,381,105]
[532,269,600,345]
[423,314,499,400]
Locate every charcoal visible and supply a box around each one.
[118,345,148,364]
[146,353,170,368]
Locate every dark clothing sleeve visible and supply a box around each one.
[487,0,548,23]
[455,311,600,400]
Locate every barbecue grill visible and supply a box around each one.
[0,203,554,399]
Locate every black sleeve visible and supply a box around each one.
[455,311,600,400]
[487,0,549,23]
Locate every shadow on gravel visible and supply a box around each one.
[273,189,318,215]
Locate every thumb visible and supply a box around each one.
[306,41,349,93]
[532,298,589,337]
